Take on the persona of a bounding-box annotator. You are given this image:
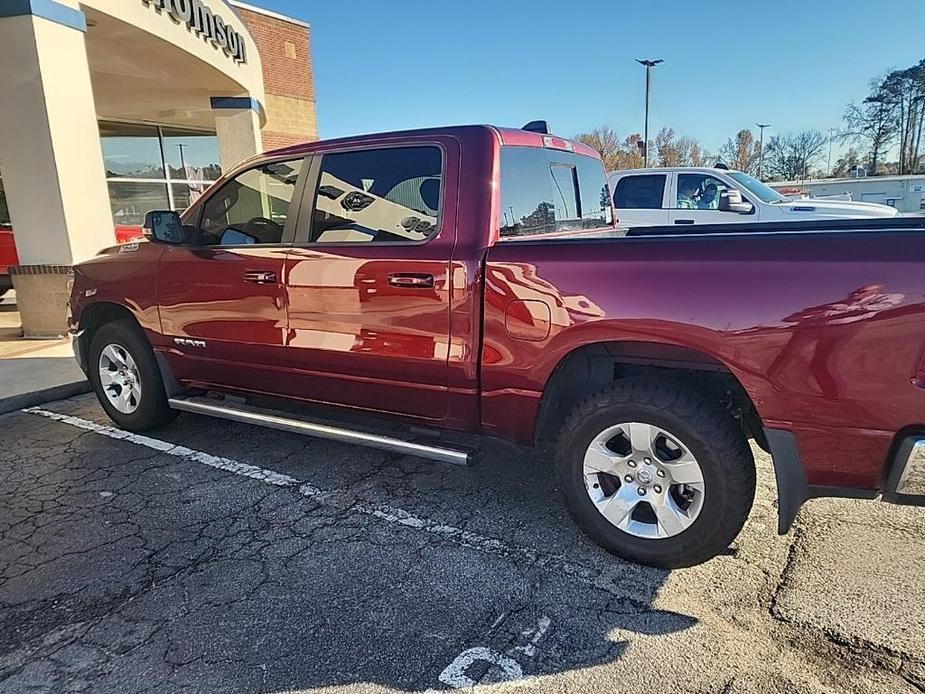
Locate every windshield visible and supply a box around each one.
[728,172,788,204]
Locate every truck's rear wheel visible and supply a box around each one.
[88,320,175,431]
[555,378,755,569]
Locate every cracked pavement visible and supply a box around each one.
[1,394,922,693]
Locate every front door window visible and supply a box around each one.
[195,159,304,246]
[675,174,735,210]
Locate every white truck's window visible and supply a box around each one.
[613,175,666,209]
[197,159,303,246]
[676,174,734,210]
[728,172,788,204]
[500,146,612,238]
[309,146,442,244]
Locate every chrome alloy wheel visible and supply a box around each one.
[583,422,705,539]
[98,343,142,414]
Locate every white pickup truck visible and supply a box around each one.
[608,167,900,227]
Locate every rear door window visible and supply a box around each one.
[500,146,612,238]
[614,175,667,210]
[308,146,443,244]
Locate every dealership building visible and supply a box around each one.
[0,0,317,333]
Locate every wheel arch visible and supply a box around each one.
[75,302,144,372]
[534,339,765,447]
[77,300,185,401]
[534,338,812,535]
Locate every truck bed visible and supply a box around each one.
[482,225,925,490]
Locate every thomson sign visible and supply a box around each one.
[142,0,248,64]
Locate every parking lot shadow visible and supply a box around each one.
[0,400,697,693]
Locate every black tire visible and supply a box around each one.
[88,320,176,431]
[555,377,755,569]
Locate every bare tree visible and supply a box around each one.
[882,61,925,174]
[831,147,865,178]
[645,127,711,167]
[843,76,899,175]
[678,137,710,166]
[575,126,623,172]
[719,129,760,174]
[617,133,647,170]
[763,131,828,181]
[578,126,706,170]
[654,127,681,167]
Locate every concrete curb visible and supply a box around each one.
[0,380,92,416]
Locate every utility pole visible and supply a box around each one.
[636,59,663,168]
[176,143,188,178]
[756,123,770,180]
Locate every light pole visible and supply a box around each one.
[636,59,663,168]
[827,128,837,177]
[176,143,188,178]
[756,123,770,180]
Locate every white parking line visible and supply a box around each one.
[24,407,299,487]
[23,406,644,599]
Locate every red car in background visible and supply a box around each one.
[0,225,141,298]
[0,225,16,298]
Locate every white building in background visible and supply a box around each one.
[770,175,925,214]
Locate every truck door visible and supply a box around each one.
[283,141,457,420]
[669,173,756,225]
[157,157,308,393]
[612,173,670,227]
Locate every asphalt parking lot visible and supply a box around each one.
[1,394,922,693]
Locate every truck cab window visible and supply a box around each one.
[500,146,612,238]
[613,175,666,210]
[308,146,443,244]
[676,174,734,210]
[196,159,303,246]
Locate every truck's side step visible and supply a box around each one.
[167,395,475,466]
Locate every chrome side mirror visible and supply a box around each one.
[719,190,754,214]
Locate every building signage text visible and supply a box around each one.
[142,0,247,64]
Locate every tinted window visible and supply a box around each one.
[99,122,164,179]
[676,174,734,210]
[575,154,613,228]
[197,159,303,246]
[500,147,612,238]
[614,175,666,209]
[309,146,442,244]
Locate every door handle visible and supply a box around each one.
[387,273,435,288]
[243,270,277,284]
[674,219,695,225]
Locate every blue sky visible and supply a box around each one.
[253,0,925,155]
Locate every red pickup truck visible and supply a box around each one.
[68,123,925,568]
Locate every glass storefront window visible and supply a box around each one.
[108,181,169,226]
[162,128,222,182]
[100,122,165,179]
[171,182,209,213]
[98,121,221,229]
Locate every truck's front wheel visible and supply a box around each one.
[555,378,755,569]
[88,320,175,431]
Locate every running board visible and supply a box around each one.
[167,396,474,466]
